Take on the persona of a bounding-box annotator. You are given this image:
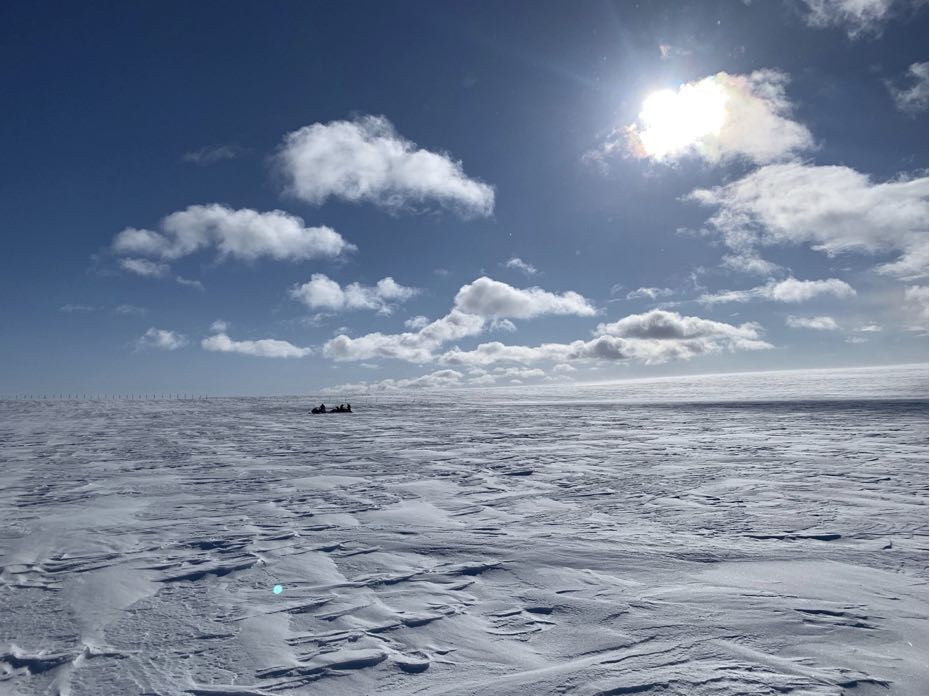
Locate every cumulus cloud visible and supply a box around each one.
[210,320,229,333]
[323,369,467,394]
[690,163,929,280]
[700,277,856,304]
[323,277,595,363]
[276,115,494,218]
[404,315,430,330]
[136,328,188,351]
[626,287,674,300]
[202,333,313,358]
[113,205,354,264]
[290,274,418,315]
[181,144,244,165]
[438,310,771,368]
[324,310,486,363]
[887,61,929,113]
[613,70,813,165]
[504,257,539,276]
[798,0,905,38]
[453,276,596,319]
[786,315,839,330]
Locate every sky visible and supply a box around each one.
[0,0,927,395]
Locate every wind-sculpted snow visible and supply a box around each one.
[0,366,927,695]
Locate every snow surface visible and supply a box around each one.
[0,365,927,695]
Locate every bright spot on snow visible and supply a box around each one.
[632,81,728,158]
[273,584,283,594]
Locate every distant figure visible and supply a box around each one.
[319,403,326,413]
[346,403,352,412]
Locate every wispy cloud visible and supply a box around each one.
[699,277,856,304]
[798,0,908,39]
[181,144,244,165]
[690,163,929,281]
[626,287,673,301]
[114,304,146,316]
[720,253,782,276]
[503,257,539,276]
[786,315,839,330]
[119,258,170,278]
[887,61,929,113]
[59,303,97,313]
[136,328,188,351]
[276,115,494,218]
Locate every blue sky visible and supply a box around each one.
[1,0,926,395]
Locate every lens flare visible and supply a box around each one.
[630,80,729,159]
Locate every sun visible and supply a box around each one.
[631,78,729,159]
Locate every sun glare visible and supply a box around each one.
[633,79,729,159]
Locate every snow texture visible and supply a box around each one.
[0,365,926,695]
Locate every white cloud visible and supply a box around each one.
[490,318,517,333]
[324,309,486,363]
[210,320,229,333]
[324,369,467,394]
[202,333,313,358]
[453,276,596,319]
[690,163,929,281]
[289,274,418,315]
[904,285,929,328]
[786,315,839,330]
[439,310,771,367]
[798,0,902,38]
[616,70,813,165]
[181,144,243,165]
[113,204,354,263]
[626,287,674,300]
[856,323,883,332]
[888,61,929,113]
[404,315,430,330]
[493,367,547,380]
[596,310,767,343]
[60,304,97,313]
[136,328,188,351]
[700,277,856,304]
[720,253,782,276]
[175,276,205,291]
[119,257,170,278]
[504,257,539,276]
[276,115,494,218]
[323,277,595,363]
[114,304,146,316]
[119,257,205,289]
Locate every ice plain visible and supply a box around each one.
[0,365,927,695]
